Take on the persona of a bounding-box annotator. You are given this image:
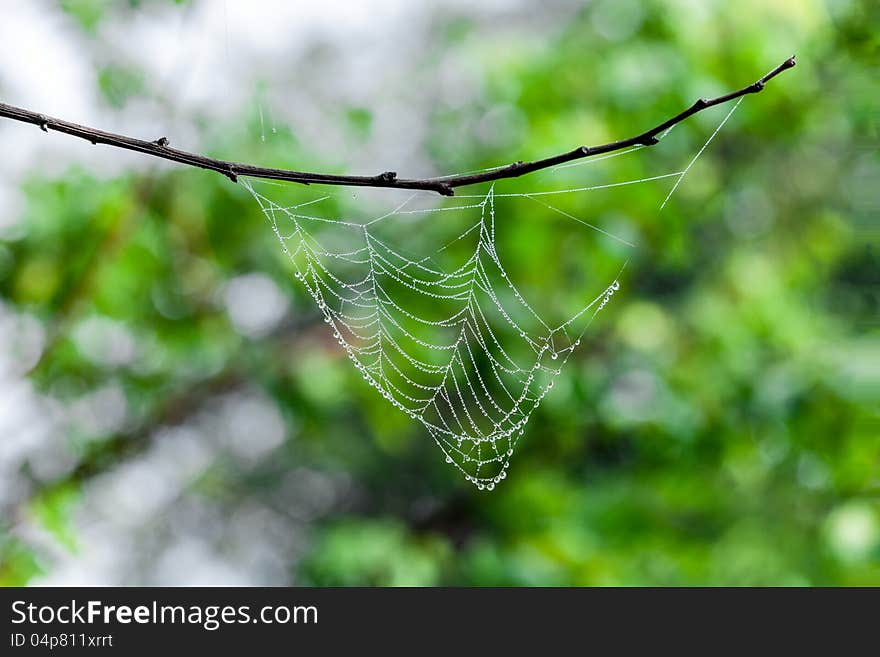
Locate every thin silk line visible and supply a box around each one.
[456,171,683,198]
[660,97,743,209]
[523,195,635,247]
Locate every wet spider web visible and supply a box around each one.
[242,98,741,490]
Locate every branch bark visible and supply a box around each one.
[0,57,795,196]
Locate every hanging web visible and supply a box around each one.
[242,98,742,490]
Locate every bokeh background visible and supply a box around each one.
[0,0,877,586]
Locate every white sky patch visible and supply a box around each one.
[214,392,287,464]
[71,315,138,368]
[223,272,289,337]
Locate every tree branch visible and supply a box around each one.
[0,56,795,196]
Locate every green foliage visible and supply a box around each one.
[0,536,44,587]
[98,65,147,109]
[29,487,80,553]
[58,0,112,33]
[2,0,877,586]
[302,519,450,586]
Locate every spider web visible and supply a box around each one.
[242,98,742,490]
